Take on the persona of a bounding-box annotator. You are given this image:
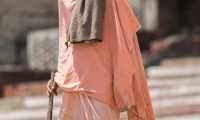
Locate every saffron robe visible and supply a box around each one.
[55,0,155,119]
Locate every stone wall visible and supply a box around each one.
[0,0,58,65]
[129,0,159,31]
[180,0,200,26]
[130,0,200,34]
[158,0,200,34]
[27,28,59,71]
[1,0,200,66]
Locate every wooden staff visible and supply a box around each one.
[47,71,55,120]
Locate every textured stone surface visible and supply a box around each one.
[0,0,58,64]
[157,114,200,120]
[149,34,181,53]
[0,65,25,71]
[149,24,200,53]
[158,0,179,33]
[2,81,62,98]
[0,70,51,85]
[27,28,59,71]
[146,66,200,78]
[129,0,159,31]
[3,82,47,97]
[148,75,200,119]
[0,95,127,120]
[161,57,200,67]
[142,49,200,67]
[0,42,16,64]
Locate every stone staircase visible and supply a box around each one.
[0,66,200,120]
[147,66,200,120]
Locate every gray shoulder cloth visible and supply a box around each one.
[66,0,106,45]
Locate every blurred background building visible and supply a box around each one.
[0,0,200,119]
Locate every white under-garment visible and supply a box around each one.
[58,92,120,120]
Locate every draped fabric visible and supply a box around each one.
[55,0,155,119]
[58,92,119,120]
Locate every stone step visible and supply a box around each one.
[114,113,200,120]
[0,107,60,120]
[148,76,200,98]
[148,76,200,88]
[157,114,200,120]
[149,84,200,98]
[0,106,128,120]
[146,66,200,78]
[160,57,200,67]
[23,96,62,108]
[152,95,200,116]
[154,104,200,117]
[0,95,62,112]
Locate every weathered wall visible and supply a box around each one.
[130,0,200,34]
[0,0,200,65]
[158,0,179,34]
[129,0,159,31]
[27,28,59,71]
[179,0,200,26]
[158,0,200,34]
[0,0,58,65]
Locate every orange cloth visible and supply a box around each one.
[58,92,120,120]
[55,0,155,119]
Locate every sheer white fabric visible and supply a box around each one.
[58,92,120,120]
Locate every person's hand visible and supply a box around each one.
[47,80,58,97]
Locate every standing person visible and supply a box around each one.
[47,0,155,119]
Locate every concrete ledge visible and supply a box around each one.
[157,114,200,120]
[148,76,200,88]
[146,66,200,78]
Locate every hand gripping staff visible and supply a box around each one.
[47,71,55,120]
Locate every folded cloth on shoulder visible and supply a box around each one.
[66,0,106,44]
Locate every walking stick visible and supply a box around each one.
[47,71,55,120]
